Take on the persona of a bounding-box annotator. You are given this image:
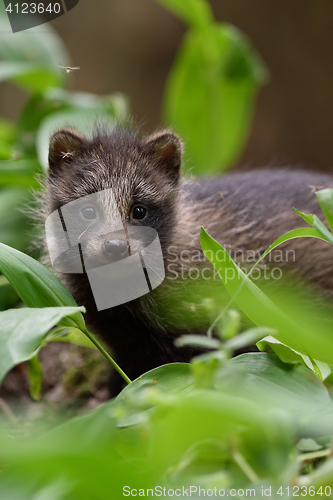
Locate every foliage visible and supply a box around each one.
[0,1,128,251]
[158,0,268,173]
[1,0,333,498]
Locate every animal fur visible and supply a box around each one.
[41,126,333,395]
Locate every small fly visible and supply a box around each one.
[58,64,80,74]
[309,185,325,193]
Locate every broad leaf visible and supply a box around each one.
[47,327,97,349]
[0,2,68,91]
[0,406,150,500]
[200,228,333,365]
[0,188,32,249]
[147,387,290,480]
[0,306,84,383]
[14,87,128,164]
[231,353,333,437]
[0,158,40,187]
[0,242,85,330]
[257,336,331,381]
[155,0,213,30]
[115,363,194,427]
[163,23,268,174]
[0,61,62,90]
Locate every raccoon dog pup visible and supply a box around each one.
[43,126,333,395]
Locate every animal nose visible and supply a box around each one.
[102,239,129,262]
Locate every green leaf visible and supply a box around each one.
[191,351,226,389]
[119,363,193,398]
[163,23,268,174]
[0,306,84,384]
[14,87,128,164]
[0,4,69,65]
[41,87,128,111]
[27,354,43,401]
[174,334,221,349]
[249,227,329,274]
[46,326,97,350]
[0,242,85,330]
[115,363,194,427]
[0,278,18,311]
[0,187,34,249]
[147,388,279,477]
[0,61,62,91]
[231,353,333,436]
[257,336,331,381]
[294,208,333,245]
[0,158,40,187]
[315,188,333,233]
[0,2,68,91]
[225,327,276,352]
[155,0,213,30]
[0,405,150,500]
[217,308,241,340]
[200,226,293,330]
[297,438,323,452]
[200,227,333,365]
[0,117,15,144]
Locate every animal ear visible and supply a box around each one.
[143,130,183,182]
[48,129,87,173]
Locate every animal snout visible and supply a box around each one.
[102,239,129,262]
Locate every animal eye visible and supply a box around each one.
[81,206,97,220]
[132,206,147,220]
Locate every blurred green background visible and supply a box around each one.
[2,0,333,170]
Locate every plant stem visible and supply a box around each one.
[297,449,332,462]
[82,327,131,385]
[231,448,259,483]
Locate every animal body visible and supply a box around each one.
[43,126,333,395]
